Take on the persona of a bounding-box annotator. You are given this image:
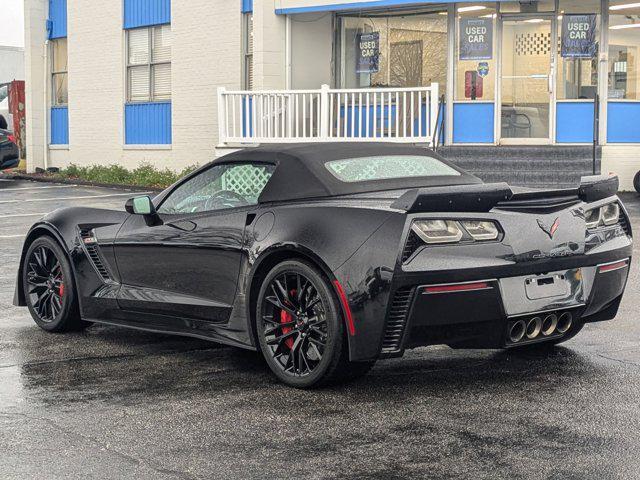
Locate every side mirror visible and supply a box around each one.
[125,196,156,216]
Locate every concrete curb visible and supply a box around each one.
[0,173,165,193]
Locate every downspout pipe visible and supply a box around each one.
[43,39,49,171]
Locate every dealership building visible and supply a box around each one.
[23,0,640,189]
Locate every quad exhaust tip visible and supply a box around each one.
[509,311,574,343]
[542,314,558,337]
[509,320,527,343]
[526,317,542,340]
[557,312,573,334]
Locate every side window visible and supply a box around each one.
[158,163,275,215]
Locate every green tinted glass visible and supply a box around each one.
[133,196,152,215]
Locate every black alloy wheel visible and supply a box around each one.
[26,245,65,322]
[261,268,329,378]
[256,260,374,388]
[22,236,83,332]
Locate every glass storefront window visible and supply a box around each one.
[557,0,600,100]
[608,3,640,100]
[338,9,448,90]
[455,3,496,101]
[500,1,555,13]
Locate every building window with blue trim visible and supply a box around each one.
[125,23,171,144]
[127,25,171,102]
[51,38,68,106]
[556,0,600,100]
[243,13,253,90]
[607,3,640,143]
[609,4,640,101]
[50,37,69,145]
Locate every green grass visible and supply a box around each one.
[54,163,198,189]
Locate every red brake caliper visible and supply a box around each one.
[280,289,297,349]
[58,275,65,297]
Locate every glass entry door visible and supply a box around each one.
[500,17,555,143]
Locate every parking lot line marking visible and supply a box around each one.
[0,234,25,239]
[1,213,48,218]
[0,185,78,192]
[0,192,152,204]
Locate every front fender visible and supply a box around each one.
[13,221,74,307]
[13,207,128,308]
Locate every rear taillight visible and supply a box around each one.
[7,134,16,144]
[585,202,621,229]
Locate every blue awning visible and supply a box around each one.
[276,0,514,15]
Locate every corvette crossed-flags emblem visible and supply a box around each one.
[537,217,560,239]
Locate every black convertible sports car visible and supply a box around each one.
[14,143,632,387]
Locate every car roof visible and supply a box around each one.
[216,142,482,203]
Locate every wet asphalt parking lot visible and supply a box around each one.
[0,178,639,480]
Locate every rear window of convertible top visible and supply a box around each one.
[324,155,461,183]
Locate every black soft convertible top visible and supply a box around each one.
[217,142,482,203]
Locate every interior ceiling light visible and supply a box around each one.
[525,18,545,23]
[610,22,640,29]
[610,3,640,10]
[458,6,486,13]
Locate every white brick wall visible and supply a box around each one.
[602,146,640,192]
[24,0,47,172]
[26,0,242,172]
[172,0,242,167]
[252,1,286,90]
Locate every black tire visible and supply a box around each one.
[634,171,640,194]
[22,236,84,332]
[255,259,374,388]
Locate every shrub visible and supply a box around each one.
[58,163,199,188]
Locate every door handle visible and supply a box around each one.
[167,220,197,232]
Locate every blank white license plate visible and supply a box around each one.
[525,273,571,300]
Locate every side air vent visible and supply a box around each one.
[619,210,631,236]
[401,230,423,263]
[381,287,414,353]
[79,229,112,281]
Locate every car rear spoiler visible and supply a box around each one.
[391,175,619,213]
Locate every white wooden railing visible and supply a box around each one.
[217,83,440,146]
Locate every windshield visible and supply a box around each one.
[325,155,461,183]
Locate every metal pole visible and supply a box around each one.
[593,92,599,175]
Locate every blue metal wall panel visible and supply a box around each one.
[242,0,254,13]
[607,102,640,143]
[48,0,67,39]
[125,102,172,144]
[50,107,69,145]
[124,0,171,29]
[276,0,511,14]
[453,103,494,143]
[556,102,595,143]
